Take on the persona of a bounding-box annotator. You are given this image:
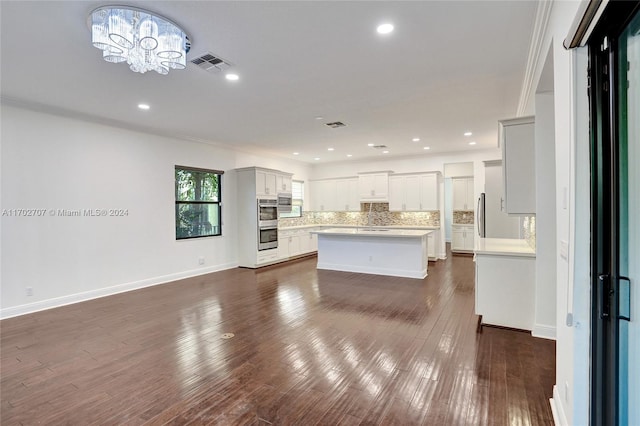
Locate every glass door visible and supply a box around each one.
[588,3,640,425]
[616,11,639,426]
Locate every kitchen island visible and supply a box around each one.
[310,228,432,279]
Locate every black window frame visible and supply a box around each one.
[175,165,223,240]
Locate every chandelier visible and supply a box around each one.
[89,6,190,75]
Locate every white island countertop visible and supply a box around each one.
[311,228,432,238]
[474,238,536,257]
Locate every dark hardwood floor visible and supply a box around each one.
[1,248,555,425]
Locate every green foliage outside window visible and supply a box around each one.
[175,166,222,239]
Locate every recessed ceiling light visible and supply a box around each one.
[347,154,353,157]
[382,150,389,154]
[315,116,324,120]
[377,23,394,34]
[293,152,299,155]
[464,132,473,136]
[367,143,375,147]
[225,73,239,81]
[469,141,477,145]
[328,147,335,151]
[423,146,430,150]
[412,138,420,142]
[138,103,150,110]
[314,157,320,160]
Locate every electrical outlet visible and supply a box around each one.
[26,287,33,296]
[198,257,205,265]
[369,256,373,262]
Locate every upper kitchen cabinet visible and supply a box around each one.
[256,169,277,196]
[309,179,336,211]
[359,171,392,201]
[276,174,292,193]
[335,177,360,212]
[500,116,535,214]
[452,177,474,210]
[389,172,440,211]
[245,167,292,198]
[310,177,360,212]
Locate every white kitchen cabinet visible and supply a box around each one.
[500,116,535,214]
[475,240,535,330]
[310,179,337,211]
[276,174,292,193]
[256,169,292,197]
[452,177,474,210]
[358,172,391,201]
[311,178,360,212]
[389,173,440,211]
[256,169,277,196]
[299,228,318,253]
[427,233,436,260]
[452,224,474,252]
[236,166,294,268]
[335,178,360,211]
[420,174,439,211]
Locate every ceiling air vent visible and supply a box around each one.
[190,53,232,73]
[371,145,387,149]
[325,121,347,128]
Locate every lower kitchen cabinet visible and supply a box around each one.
[475,252,535,330]
[278,228,318,260]
[452,224,474,252]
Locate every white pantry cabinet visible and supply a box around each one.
[500,116,535,214]
[452,224,474,252]
[452,177,474,211]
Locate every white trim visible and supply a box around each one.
[532,324,557,340]
[517,0,554,116]
[550,385,569,426]
[0,262,238,320]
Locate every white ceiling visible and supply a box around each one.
[0,1,537,164]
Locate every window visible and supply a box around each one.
[175,166,223,239]
[280,180,304,218]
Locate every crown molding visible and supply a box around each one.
[517,0,554,116]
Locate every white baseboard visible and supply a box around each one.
[0,262,238,320]
[550,385,569,426]
[439,251,447,259]
[316,262,427,279]
[532,324,557,340]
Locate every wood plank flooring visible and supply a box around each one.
[1,248,555,425]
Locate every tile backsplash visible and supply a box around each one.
[279,203,440,228]
[452,210,475,224]
[523,216,536,250]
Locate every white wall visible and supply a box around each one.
[522,1,589,424]
[0,104,311,318]
[533,90,558,339]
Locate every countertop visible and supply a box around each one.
[280,224,440,231]
[474,238,536,257]
[311,228,432,238]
